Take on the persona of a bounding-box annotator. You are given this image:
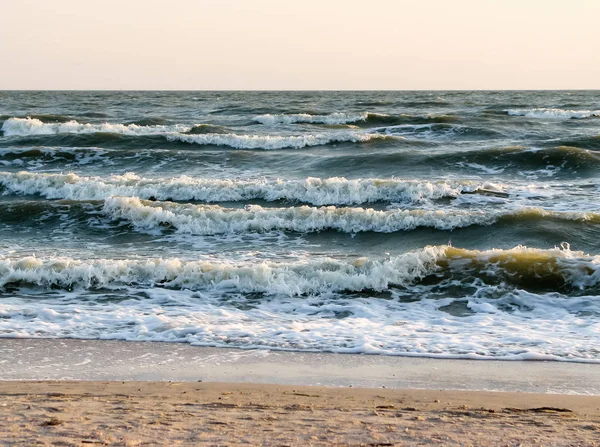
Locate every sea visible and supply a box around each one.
[0,90,598,363]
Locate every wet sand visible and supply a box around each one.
[2,339,599,394]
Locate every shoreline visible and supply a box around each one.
[1,338,599,395]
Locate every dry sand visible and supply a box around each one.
[1,381,599,446]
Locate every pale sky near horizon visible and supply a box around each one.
[1,0,599,90]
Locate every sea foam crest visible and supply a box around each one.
[1,117,190,136]
[167,131,392,149]
[254,112,370,125]
[104,198,600,235]
[507,108,600,119]
[1,245,598,295]
[103,197,497,234]
[0,248,445,295]
[1,118,392,149]
[0,171,474,204]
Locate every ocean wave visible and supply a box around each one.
[0,199,102,229]
[0,147,79,161]
[0,171,491,205]
[312,144,600,176]
[0,147,110,167]
[555,137,600,151]
[0,245,598,295]
[254,112,458,127]
[167,132,393,149]
[1,195,596,234]
[500,208,600,224]
[104,197,500,234]
[441,245,600,291]
[1,117,191,137]
[0,248,444,295]
[1,118,394,150]
[0,133,189,150]
[507,108,600,119]
[254,112,369,125]
[516,146,600,170]
[377,123,500,141]
[449,146,600,172]
[363,114,458,126]
[104,198,600,235]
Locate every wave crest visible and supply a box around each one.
[103,197,498,234]
[1,117,394,149]
[104,198,600,235]
[1,245,598,295]
[254,112,369,125]
[1,117,189,136]
[254,112,458,127]
[0,248,444,295]
[507,108,600,119]
[167,132,393,149]
[0,171,488,205]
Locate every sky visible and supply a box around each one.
[1,0,599,90]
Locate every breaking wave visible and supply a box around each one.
[104,198,600,235]
[1,117,190,136]
[167,131,394,149]
[1,117,393,150]
[0,171,493,205]
[254,112,458,126]
[254,112,369,125]
[507,108,600,119]
[103,197,498,234]
[0,248,444,295]
[1,245,599,295]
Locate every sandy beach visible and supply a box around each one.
[0,340,599,446]
[1,381,599,446]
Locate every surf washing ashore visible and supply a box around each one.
[1,90,599,361]
[1,91,600,445]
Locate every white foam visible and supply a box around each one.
[1,117,190,136]
[2,245,597,294]
[104,197,498,234]
[0,171,479,204]
[0,248,445,295]
[105,198,600,235]
[0,246,599,362]
[1,117,394,149]
[507,108,600,119]
[167,131,392,149]
[254,112,369,125]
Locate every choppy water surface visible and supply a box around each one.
[0,91,599,361]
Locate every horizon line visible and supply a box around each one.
[1,88,599,92]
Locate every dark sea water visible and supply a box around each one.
[0,90,599,362]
